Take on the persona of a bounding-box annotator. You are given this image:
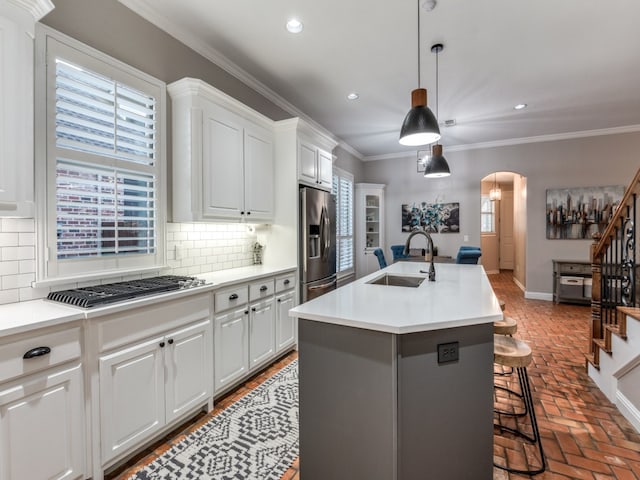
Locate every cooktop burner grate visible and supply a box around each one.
[47,275,204,308]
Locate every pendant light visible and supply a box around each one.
[398,0,441,146]
[423,43,451,178]
[489,173,502,200]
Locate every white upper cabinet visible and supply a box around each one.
[0,0,53,216]
[298,139,333,191]
[168,78,274,222]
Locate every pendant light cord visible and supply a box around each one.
[417,0,421,87]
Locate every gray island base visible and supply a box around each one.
[290,262,502,480]
[299,318,494,480]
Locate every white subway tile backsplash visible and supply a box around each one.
[0,220,260,304]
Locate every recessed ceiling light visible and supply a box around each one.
[347,92,359,100]
[514,103,528,110]
[286,18,303,33]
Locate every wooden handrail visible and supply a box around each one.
[592,167,640,261]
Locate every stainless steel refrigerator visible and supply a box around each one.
[300,186,337,303]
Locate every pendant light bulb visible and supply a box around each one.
[489,172,502,200]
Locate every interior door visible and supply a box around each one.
[499,191,515,270]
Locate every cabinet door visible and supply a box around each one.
[317,148,333,190]
[298,141,318,185]
[249,299,276,369]
[214,308,249,394]
[275,291,296,352]
[165,319,213,423]
[0,10,34,215]
[244,125,274,220]
[0,364,84,480]
[202,105,244,219]
[99,337,165,462]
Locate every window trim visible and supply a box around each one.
[35,25,167,286]
[333,166,355,278]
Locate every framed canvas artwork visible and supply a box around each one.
[401,202,460,233]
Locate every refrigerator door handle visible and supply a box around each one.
[308,277,337,291]
[302,191,307,273]
[319,204,326,260]
[324,204,331,260]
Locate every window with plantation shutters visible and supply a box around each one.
[37,29,166,282]
[332,168,354,274]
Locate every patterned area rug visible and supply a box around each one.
[130,360,298,480]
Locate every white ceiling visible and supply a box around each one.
[120,0,640,159]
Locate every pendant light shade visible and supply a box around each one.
[424,144,451,178]
[399,0,441,146]
[399,89,441,146]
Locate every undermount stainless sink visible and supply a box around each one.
[367,274,426,288]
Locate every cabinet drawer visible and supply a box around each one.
[249,279,275,301]
[558,263,591,275]
[0,326,81,384]
[275,274,295,293]
[215,285,249,313]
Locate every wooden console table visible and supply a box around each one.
[552,259,592,305]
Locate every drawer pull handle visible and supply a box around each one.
[168,339,174,345]
[229,293,239,300]
[23,346,51,359]
[159,341,165,348]
[252,307,257,312]
[260,285,268,292]
[283,279,290,285]
[244,310,249,315]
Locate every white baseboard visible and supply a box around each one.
[524,291,553,301]
[616,391,640,434]
[513,277,525,292]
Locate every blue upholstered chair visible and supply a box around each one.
[373,248,387,269]
[456,247,482,264]
[390,245,410,261]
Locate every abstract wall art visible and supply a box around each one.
[546,185,624,239]
[401,202,460,233]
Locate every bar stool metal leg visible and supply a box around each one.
[494,367,546,476]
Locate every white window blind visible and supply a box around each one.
[55,59,157,166]
[333,168,354,273]
[481,196,496,233]
[37,28,166,282]
[56,160,156,259]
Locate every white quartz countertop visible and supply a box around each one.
[289,262,502,334]
[0,264,296,337]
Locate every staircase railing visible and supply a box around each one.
[590,168,640,358]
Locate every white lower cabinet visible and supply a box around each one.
[214,307,249,393]
[0,363,85,480]
[249,299,275,369]
[94,293,213,468]
[276,291,296,352]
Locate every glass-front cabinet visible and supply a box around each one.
[355,183,385,278]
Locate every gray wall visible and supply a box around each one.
[363,131,640,297]
[334,145,365,182]
[41,0,291,121]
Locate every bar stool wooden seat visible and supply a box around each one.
[493,334,546,476]
[494,316,517,335]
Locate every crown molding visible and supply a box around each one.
[6,0,54,20]
[118,0,361,156]
[336,141,364,160]
[362,124,640,161]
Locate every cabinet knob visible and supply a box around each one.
[277,298,281,303]
[23,346,51,359]
[229,293,239,300]
[283,279,290,285]
[159,341,165,348]
[241,211,245,215]
[260,285,268,292]
[168,339,174,345]
[244,310,249,315]
[246,211,251,215]
[251,307,256,312]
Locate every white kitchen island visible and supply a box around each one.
[290,261,503,480]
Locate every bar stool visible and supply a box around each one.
[493,334,546,476]
[494,316,517,336]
